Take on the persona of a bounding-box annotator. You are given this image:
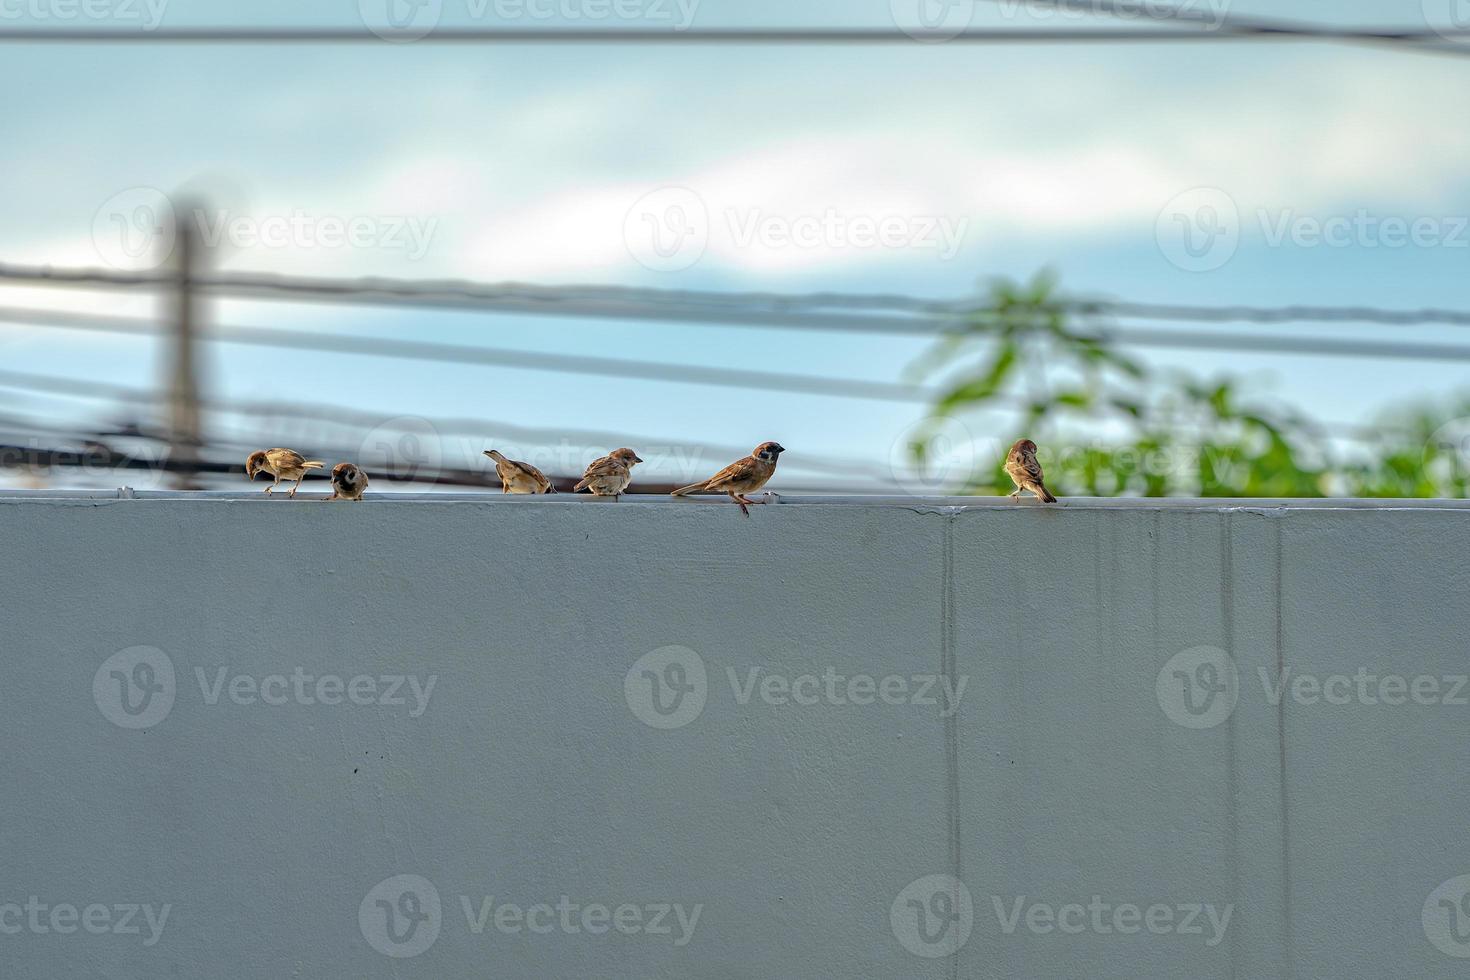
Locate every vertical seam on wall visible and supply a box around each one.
[1222,512,1240,980]
[1275,515,1294,979]
[943,511,962,980]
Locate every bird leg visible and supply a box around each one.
[290,477,304,498]
[1009,488,1021,499]
[729,492,752,517]
[266,475,279,495]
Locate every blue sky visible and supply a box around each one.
[2,0,1468,490]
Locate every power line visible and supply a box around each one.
[0,306,933,403]
[974,0,1470,58]
[0,367,900,481]
[5,263,1470,331]
[12,298,1470,379]
[0,25,1462,46]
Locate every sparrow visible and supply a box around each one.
[328,462,369,501]
[1004,438,1057,503]
[245,448,324,498]
[484,449,556,494]
[672,441,785,517]
[574,447,642,499]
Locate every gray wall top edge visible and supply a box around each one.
[1,489,1469,513]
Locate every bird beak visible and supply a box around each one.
[634,456,644,464]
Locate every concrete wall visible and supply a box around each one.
[2,491,1469,978]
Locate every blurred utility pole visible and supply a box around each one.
[165,201,203,489]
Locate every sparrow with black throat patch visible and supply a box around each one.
[672,441,785,517]
[574,448,642,499]
[1004,438,1057,503]
[484,449,556,494]
[245,449,324,498]
[327,462,369,501]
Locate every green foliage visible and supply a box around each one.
[910,272,1467,498]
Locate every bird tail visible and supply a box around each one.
[573,478,591,492]
[1037,483,1058,503]
[303,461,325,470]
[671,481,708,497]
[544,482,559,494]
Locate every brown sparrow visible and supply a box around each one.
[1004,439,1057,503]
[328,462,369,501]
[672,441,785,516]
[484,449,556,494]
[574,447,642,499]
[246,448,324,498]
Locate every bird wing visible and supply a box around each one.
[267,448,306,470]
[505,458,552,489]
[581,456,627,480]
[704,456,770,492]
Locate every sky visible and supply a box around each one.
[1,0,1469,491]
